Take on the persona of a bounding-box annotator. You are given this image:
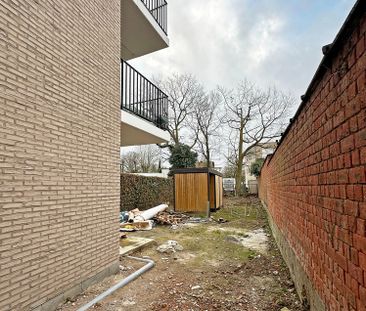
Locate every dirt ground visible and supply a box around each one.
[58,197,307,311]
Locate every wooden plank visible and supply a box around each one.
[210,174,215,209]
[195,173,208,213]
[215,175,220,209]
[219,177,223,207]
[175,173,186,212]
[119,237,155,256]
[174,174,181,212]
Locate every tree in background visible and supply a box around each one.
[222,151,238,178]
[169,144,198,169]
[155,73,205,148]
[194,91,222,167]
[121,151,140,173]
[121,145,161,173]
[250,158,265,177]
[219,80,293,195]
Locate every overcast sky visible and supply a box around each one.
[131,0,355,114]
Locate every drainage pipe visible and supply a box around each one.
[134,204,168,222]
[77,256,155,311]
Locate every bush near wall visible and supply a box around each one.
[120,174,174,211]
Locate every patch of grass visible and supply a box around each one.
[209,198,267,231]
[133,197,265,269]
[142,222,255,267]
[212,204,262,222]
[186,212,208,218]
[177,224,254,264]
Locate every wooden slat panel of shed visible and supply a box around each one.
[175,173,208,212]
[210,174,215,209]
[219,176,223,207]
[215,175,220,209]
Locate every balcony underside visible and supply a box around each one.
[121,0,169,60]
[121,110,170,147]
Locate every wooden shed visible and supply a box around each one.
[172,168,223,214]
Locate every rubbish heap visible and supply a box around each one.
[120,204,168,232]
[153,210,190,225]
[120,204,211,232]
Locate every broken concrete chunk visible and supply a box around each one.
[122,299,136,306]
[191,285,201,291]
[156,244,174,254]
[156,240,184,253]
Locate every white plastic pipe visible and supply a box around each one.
[134,204,168,222]
[77,256,154,311]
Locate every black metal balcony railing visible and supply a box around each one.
[141,0,168,35]
[121,60,169,130]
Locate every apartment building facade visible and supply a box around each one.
[0,1,169,310]
[121,0,170,147]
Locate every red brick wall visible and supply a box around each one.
[0,1,120,310]
[259,9,366,311]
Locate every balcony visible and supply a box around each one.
[120,60,170,147]
[121,0,169,60]
[141,0,168,35]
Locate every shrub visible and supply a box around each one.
[120,174,174,211]
[169,144,198,169]
[250,158,265,177]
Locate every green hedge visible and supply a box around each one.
[120,174,174,211]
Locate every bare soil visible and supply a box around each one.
[58,197,307,311]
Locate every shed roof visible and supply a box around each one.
[171,167,223,177]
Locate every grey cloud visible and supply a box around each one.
[131,0,355,115]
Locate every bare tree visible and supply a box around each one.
[223,152,238,178]
[155,73,205,148]
[138,145,160,173]
[219,81,293,195]
[194,91,222,167]
[121,151,140,173]
[121,145,161,173]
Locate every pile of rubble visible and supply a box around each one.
[120,204,168,232]
[153,210,191,225]
[120,204,211,232]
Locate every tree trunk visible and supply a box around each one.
[235,125,244,196]
[206,137,210,167]
[235,161,243,196]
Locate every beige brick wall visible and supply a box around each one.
[0,1,121,310]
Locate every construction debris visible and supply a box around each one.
[153,210,190,225]
[188,217,210,224]
[121,205,168,222]
[120,205,168,231]
[134,204,168,221]
[120,209,141,223]
[156,240,184,253]
[120,220,153,232]
[120,205,211,232]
